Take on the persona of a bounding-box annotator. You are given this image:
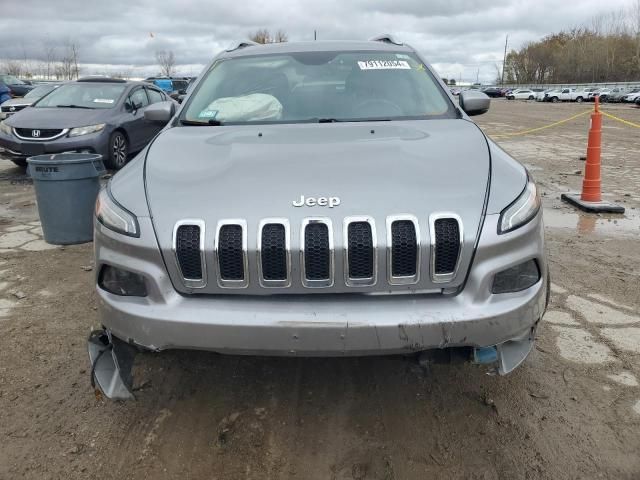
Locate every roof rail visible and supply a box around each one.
[77,77,127,83]
[226,40,259,52]
[369,34,403,46]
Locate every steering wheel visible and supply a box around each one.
[352,98,403,117]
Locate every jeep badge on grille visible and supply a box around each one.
[292,195,340,208]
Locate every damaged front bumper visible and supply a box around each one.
[89,212,547,399]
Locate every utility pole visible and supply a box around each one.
[314,30,317,41]
[476,68,480,84]
[501,34,509,85]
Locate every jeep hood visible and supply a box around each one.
[145,119,490,293]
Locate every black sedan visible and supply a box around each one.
[481,87,504,98]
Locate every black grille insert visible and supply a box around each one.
[347,222,374,279]
[218,224,245,280]
[14,128,64,139]
[175,225,202,280]
[261,223,287,281]
[391,220,418,277]
[434,218,460,275]
[304,223,331,281]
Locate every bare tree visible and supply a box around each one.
[44,44,57,80]
[1,60,23,76]
[274,30,288,43]
[632,0,640,75]
[59,41,81,80]
[155,50,176,77]
[249,29,288,44]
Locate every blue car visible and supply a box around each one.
[144,77,173,93]
[0,81,11,105]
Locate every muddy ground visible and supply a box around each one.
[0,100,639,479]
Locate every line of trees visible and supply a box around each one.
[504,3,640,84]
[249,29,288,44]
[1,41,81,80]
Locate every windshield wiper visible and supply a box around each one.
[55,104,94,109]
[308,118,392,123]
[180,119,223,126]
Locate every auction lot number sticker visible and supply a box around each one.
[357,60,411,70]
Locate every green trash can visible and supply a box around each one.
[27,153,106,245]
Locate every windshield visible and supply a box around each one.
[25,84,58,99]
[0,75,23,85]
[35,83,127,109]
[182,51,454,124]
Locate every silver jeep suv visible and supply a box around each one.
[89,36,548,399]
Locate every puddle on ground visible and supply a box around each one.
[543,208,640,237]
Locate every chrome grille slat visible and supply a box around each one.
[215,219,248,288]
[344,216,376,286]
[172,220,206,288]
[386,215,420,285]
[258,219,291,288]
[301,218,334,288]
[430,213,463,283]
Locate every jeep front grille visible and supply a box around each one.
[172,214,463,291]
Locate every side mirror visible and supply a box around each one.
[459,90,490,116]
[178,89,186,95]
[144,101,176,124]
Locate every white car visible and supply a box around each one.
[506,89,536,100]
[622,91,640,103]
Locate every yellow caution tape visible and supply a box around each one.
[487,110,592,139]
[600,111,640,129]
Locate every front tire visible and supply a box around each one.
[528,95,534,100]
[11,159,27,169]
[576,97,583,103]
[106,131,128,170]
[551,97,559,103]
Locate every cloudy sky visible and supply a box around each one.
[0,0,635,82]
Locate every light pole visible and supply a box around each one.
[501,34,509,85]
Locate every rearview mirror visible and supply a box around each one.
[144,101,176,124]
[459,90,490,116]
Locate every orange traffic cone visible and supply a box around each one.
[581,97,602,202]
[561,96,625,214]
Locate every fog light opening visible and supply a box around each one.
[98,265,147,297]
[492,259,540,294]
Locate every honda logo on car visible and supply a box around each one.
[32,130,40,138]
[292,195,341,208]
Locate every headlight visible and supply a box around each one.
[0,121,12,136]
[95,187,139,237]
[68,123,105,137]
[498,177,541,234]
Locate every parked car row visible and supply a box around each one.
[466,84,640,104]
[0,77,177,170]
[534,86,640,103]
